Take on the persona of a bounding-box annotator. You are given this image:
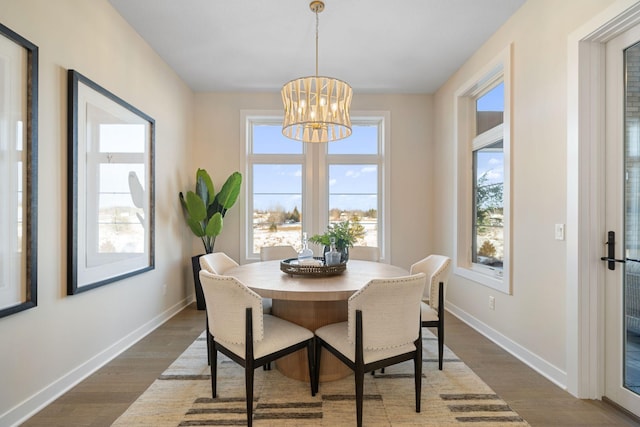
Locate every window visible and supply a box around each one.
[473,83,504,269]
[245,120,305,256]
[327,123,381,248]
[455,46,511,293]
[241,112,389,263]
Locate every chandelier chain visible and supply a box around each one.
[315,7,319,76]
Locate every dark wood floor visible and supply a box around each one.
[22,303,640,426]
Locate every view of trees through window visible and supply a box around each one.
[473,141,504,268]
[252,207,375,254]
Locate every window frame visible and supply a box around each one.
[454,45,512,294]
[240,110,390,264]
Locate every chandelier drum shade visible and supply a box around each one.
[281,1,353,143]
[282,76,352,143]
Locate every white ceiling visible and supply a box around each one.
[108,0,525,94]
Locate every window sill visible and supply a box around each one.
[454,264,510,294]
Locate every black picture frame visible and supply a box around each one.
[0,23,38,319]
[67,70,155,295]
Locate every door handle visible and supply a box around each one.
[600,256,640,264]
[600,256,626,265]
[601,231,623,270]
[599,231,640,270]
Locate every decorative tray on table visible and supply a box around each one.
[280,257,347,277]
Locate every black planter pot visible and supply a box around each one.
[191,254,206,310]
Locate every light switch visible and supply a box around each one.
[555,224,565,240]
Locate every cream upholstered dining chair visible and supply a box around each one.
[200,271,316,427]
[410,254,452,370]
[348,245,380,262]
[199,251,271,368]
[199,252,241,365]
[199,252,239,275]
[200,251,272,313]
[260,245,298,261]
[314,273,426,427]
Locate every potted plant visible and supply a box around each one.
[309,219,365,262]
[179,168,242,309]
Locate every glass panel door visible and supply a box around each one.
[623,40,640,398]
[604,24,640,418]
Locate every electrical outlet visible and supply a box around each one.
[489,296,495,310]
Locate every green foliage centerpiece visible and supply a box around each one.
[309,219,365,262]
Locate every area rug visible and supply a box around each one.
[113,330,529,426]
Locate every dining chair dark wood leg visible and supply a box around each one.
[414,328,422,412]
[314,337,322,394]
[206,314,211,366]
[355,307,365,427]
[209,334,217,397]
[355,369,365,427]
[306,339,316,396]
[245,363,254,427]
[245,309,255,427]
[437,282,444,370]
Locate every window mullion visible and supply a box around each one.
[472,124,504,150]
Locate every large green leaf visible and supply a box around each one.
[196,169,215,207]
[186,217,205,237]
[185,191,207,222]
[205,212,223,237]
[212,172,242,216]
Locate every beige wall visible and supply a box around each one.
[0,1,194,424]
[193,92,434,270]
[433,0,617,384]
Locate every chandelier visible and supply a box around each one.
[281,0,352,143]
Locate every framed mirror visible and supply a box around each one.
[67,70,154,295]
[0,23,38,319]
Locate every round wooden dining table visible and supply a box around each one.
[225,259,409,383]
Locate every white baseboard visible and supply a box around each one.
[2,297,193,427]
[446,301,568,390]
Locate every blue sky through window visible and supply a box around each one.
[329,164,377,211]
[477,82,504,112]
[253,164,302,211]
[252,123,379,211]
[253,124,302,154]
